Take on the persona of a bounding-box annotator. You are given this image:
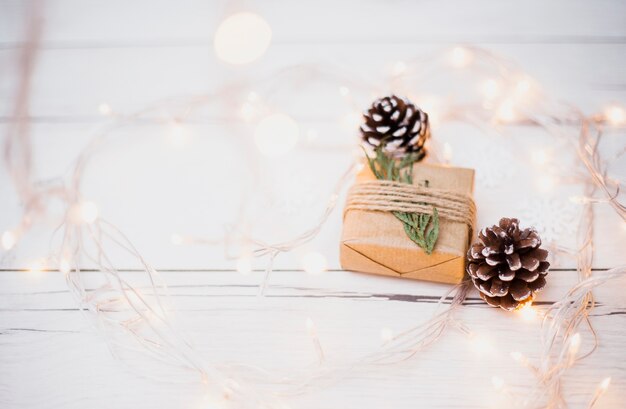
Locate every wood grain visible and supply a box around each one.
[0,1,625,408]
[0,269,625,409]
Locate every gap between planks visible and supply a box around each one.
[0,267,606,273]
[2,35,626,50]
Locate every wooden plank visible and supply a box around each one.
[1,269,623,310]
[2,0,626,46]
[1,119,624,270]
[0,270,624,408]
[1,44,626,119]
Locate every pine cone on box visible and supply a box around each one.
[360,95,430,159]
[467,218,550,311]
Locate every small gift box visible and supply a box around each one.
[340,162,475,284]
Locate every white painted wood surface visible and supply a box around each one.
[1,1,625,408]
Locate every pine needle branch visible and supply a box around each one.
[364,146,439,254]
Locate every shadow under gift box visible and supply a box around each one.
[340,162,475,284]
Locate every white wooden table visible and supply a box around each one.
[1,1,625,408]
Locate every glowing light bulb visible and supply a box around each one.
[443,142,453,164]
[531,149,549,165]
[510,351,523,362]
[518,303,537,321]
[327,193,338,207]
[491,376,505,390]
[236,257,252,275]
[214,12,272,65]
[515,78,531,95]
[241,93,261,121]
[60,260,71,276]
[536,175,557,192]
[170,234,183,245]
[469,334,491,355]
[380,327,394,342]
[168,122,188,148]
[222,378,237,401]
[305,317,316,335]
[417,95,443,127]
[75,201,99,224]
[569,196,587,204]
[301,251,327,275]
[1,230,17,250]
[306,129,318,143]
[587,376,612,409]
[481,79,500,100]
[569,333,581,355]
[28,259,46,275]
[254,113,299,156]
[341,111,362,131]
[496,100,516,122]
[392,60,407,76]
[605,105,625,125]
[98,103,112,116]
[450,46,471,68]
[240,102,256,121]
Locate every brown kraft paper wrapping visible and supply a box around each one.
[340,162,475,284]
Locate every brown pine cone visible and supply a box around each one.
[360,95,430,159]
[467,218,550,311]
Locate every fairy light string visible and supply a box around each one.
[2,9,625,409]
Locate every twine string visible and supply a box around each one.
[344,180,476,228]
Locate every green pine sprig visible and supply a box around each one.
[364,146,439,255]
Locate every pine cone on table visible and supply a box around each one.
[360,95,430,159]
[466,218,550,311]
